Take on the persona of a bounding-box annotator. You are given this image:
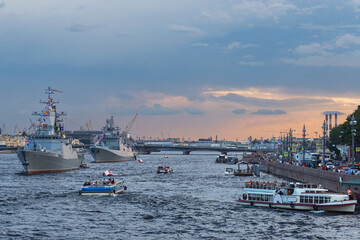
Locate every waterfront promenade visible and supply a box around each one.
[258,158,360,194]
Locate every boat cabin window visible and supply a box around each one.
[300,196,313,204]
[297,184,318,189]
[300,196,331,204]
[248,194,273,202]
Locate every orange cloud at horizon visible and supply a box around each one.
[126,88,357,141]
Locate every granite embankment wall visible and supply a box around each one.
[259,159,360,193]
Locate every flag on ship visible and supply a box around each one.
[50,89,63,93]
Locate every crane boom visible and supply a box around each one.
[14,125,20,135]
[125,113,138,133]
[2,124,7,135]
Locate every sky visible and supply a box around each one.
[1,0,360,141]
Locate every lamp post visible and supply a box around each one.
[286,132,289,162]
[303,124,306,164]
[289,128,293,163]
[322,120,326,165]
[350,115,357,169]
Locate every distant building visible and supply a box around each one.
[167,138,181,143]
[198,137,212,143]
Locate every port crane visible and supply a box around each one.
[85,120,93,130]
[2,124,7,136]
[80,121,93,131]
[124,113,138,133]
[14,125,19,135]
[28,118,36,134]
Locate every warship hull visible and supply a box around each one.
[17,150,83,174]
[90,147,136,163]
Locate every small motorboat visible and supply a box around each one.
[157,166,173,174]
[80,162,90,168]
[80,178,127,195]
[225,168,234,175]
[215,154,238,164]
[234,163,253,176]
[138,159,143,163]
[164,155,169,158]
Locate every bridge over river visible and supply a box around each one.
[134,142,273,155]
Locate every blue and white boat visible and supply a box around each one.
[80,179,127,195]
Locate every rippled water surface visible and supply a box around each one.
[1,152,359,239]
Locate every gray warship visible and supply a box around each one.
[90,116,137,162]
[17,87,84,174]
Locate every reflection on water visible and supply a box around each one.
[0,152,359,239]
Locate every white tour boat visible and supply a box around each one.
[237,181,357,214]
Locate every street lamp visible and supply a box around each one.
[322,120,326,165]
[350,115,357,169]
[286,132,289,162]
[289,128,293,163]
[303,124,306,164]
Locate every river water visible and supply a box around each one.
[1,152,359,239]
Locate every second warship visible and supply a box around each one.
[90,116,137,162]
[17,87,84,174]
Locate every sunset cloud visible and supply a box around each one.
[215,93,332,108]
[139,104,181,116]
[232,109,247,114]
[184,107,204,115]
[251,109,287,115]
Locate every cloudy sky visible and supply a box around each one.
[1,0,360,140]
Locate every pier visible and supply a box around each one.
[0,146,17,153]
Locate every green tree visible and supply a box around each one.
[329,105,360,151]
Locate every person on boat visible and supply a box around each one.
[347,187,353,200]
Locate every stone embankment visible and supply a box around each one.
[258,159,360,193]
